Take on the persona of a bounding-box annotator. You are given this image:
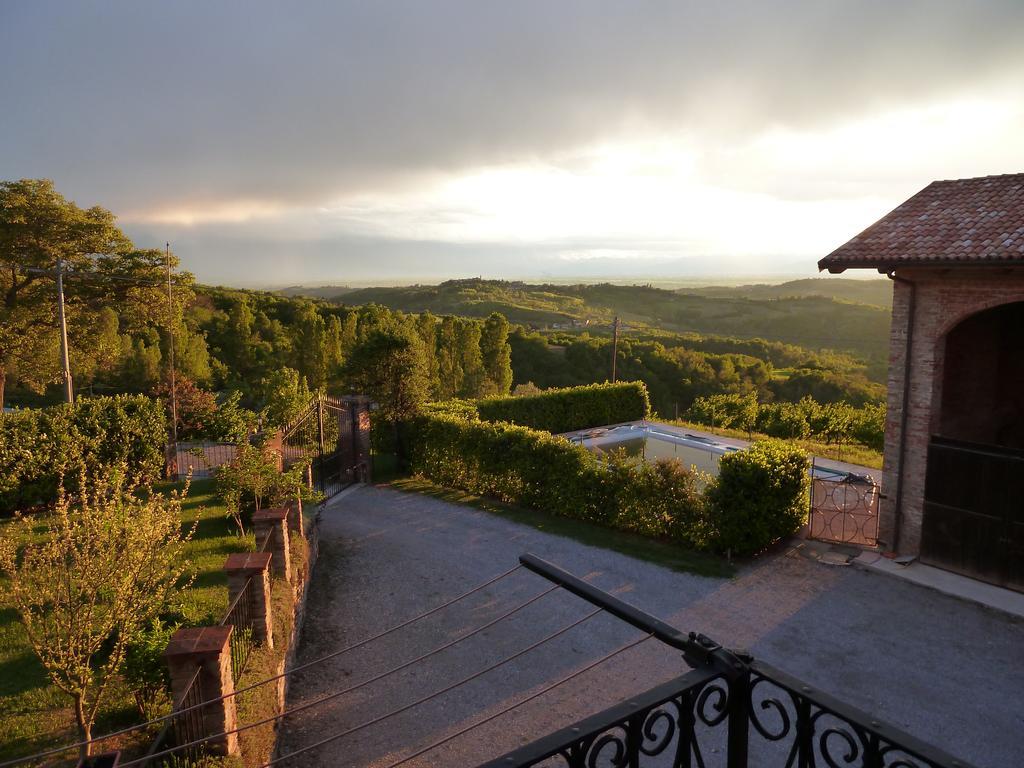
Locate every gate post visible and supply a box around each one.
[164,627,239,757]
[253,509,291,582]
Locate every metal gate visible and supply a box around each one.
[808,470,880,547]
[922,437,1024,592]
[281,394,364,498]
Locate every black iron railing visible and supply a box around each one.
[483,555,976,768]
[222,577,256,681]
[137,667,205,767]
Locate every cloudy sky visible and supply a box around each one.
[2,1,1023,286]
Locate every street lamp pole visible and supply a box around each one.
[55,257,74,403]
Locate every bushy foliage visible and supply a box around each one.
[686,393,883,451]
[0,395,166,514]
[703,439,810,556]
[477,381,651,434]
[213,442,312,535]
[123,618,177,719]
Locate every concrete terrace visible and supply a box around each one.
[279,485,1024,768]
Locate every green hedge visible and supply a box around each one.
[704,439,810,556]
[0,395,167,514]
[477,381,650,434]
[405,414,707,543]
[406,414,807,553]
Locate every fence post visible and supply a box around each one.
[253,508,291,581]
[224,552,274,647]
[164,626,240,757]
[284,498,305,538]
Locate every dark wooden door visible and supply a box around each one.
[921,437,1024,592]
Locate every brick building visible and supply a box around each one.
[819,173,1024,592]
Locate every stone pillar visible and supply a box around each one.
[223,552,273,648]
[164,626,239,757]
[284,498,305,538]
[253,508,290,581]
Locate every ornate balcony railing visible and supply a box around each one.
[481,555,976,768]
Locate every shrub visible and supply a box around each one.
[703,439,809,556]
[123,619,177,719]
[0,395,166,514]
[477,381,650,434]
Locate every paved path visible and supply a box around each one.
[279,485,1023,767]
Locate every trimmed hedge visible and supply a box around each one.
[405,414,708,545]
[406,414,809,554]
[704,439,810,556]
[0,395,167,514]
[477,381,650,434]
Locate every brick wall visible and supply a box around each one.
[880,268,1024,555]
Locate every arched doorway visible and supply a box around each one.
[921,302,1024,590]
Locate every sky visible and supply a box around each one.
[2,1,1023,287]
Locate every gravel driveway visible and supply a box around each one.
[278,485,1023,767]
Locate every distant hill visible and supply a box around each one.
[278,285,356,300]
[334,278,891,368]
[683,277,892,307]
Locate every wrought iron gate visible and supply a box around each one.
[281,394,363,498]
[808,470,880,547]
[922,437,1024,592]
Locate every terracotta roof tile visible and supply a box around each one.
[818,173,1024,272]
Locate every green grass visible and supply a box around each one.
[387,477,735,579]
[0,478,253,761]
[659,418,884,470]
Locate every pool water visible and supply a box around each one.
[591,434,725,476]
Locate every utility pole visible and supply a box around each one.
[166,243,179,446]
[55,257,74,403]
[611,316,620,383]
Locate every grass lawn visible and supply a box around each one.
[387,477,735,579]
[0,478,253,762]
[660,418,884,470]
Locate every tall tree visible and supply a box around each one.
[415,312,441,398]
[342,329,429,423]
[0,180,130,404]
[0,180,192,405]
[435,316,464,399]
[458,321,485,398]
[291,303,328,389]
[480,312,513,396]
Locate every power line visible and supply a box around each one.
[118,584,567,768]
[383,633,652,767]
[0,564,524,768]
[256,607,605,768]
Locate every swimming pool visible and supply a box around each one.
[568,422,854,481]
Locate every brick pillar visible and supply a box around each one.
[284,498,305,538]
[164,626,239,756]
[253,509,290,581]
[223,552,273,648]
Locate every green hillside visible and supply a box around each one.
[332,279,890,369]
[684,277,892,307]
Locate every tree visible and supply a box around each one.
[292,303,328,389]
[0,470,195,754]
[343,329,429,423]
[258,367,312,428]
[0,180,131,404]
[480,312,512,396]
[435,316,464,399]
[457,321,485,398]
[0,180,194,405]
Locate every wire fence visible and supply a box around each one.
[169,442,238,479]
